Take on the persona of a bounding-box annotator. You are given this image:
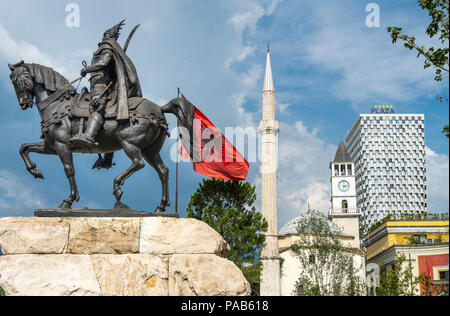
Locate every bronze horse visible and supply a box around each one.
[8,61,190,212]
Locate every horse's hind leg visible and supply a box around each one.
[113,141,145,209]
[20,141,56,179]
[142,152,170,213]
[54,141,80,209]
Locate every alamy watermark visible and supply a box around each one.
[65,3,80,28]
[365,3,380,28]
[167,122,279,174]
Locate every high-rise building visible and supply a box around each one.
[259,45,281,296]
[346,113,427,229]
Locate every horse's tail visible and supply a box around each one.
[160,97,199,161]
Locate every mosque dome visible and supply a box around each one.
[279,210,344,237]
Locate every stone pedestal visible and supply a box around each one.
[0,217,250,296]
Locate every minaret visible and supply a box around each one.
[259,44,280,296]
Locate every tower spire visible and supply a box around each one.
[263,44,275,92]
[333,139,353,163]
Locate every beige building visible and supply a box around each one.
[278,211,366,296]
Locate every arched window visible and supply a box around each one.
[342,200,348,213]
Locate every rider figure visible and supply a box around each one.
[69,20,142,148]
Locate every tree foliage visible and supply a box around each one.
[419,273,450,296]
[0,286,5,296]
[367,212,449,234]
[444,125,450,138]
[291,210,366,296]
[186,179,267,294]
[378,255,419,296]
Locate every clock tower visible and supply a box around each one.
[329,139,361,248]
[330,139,357,213]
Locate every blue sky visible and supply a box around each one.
[0,0,448,228]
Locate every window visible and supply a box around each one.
[309,254,316,264]
[347,164,353,175]
[342,200,348,213]
[439,271,449,281]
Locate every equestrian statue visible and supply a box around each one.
[7,20,194,212]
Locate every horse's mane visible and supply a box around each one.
[26,63,75,93]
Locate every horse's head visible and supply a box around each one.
[9,61,35,110]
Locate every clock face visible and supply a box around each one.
[338,180,350,192]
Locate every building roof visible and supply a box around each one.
[333,139,352,163]
[279,211,344,236]
[263,48,274,92]
[363,219,449,244]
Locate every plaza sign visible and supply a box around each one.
[371,105,395,114]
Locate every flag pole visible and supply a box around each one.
[175,87,180,214]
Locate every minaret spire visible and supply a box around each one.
[259,44,280,296]
[263,45,275,93]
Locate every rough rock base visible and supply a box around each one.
[0,217,250,296]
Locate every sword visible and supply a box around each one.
[124,24,140,53]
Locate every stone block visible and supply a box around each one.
[67,218,140,254]
[140,218,230,257]
[91,254,169,296]
[0,217,69,255]
[0,255,101,296]
[169,254,250,296]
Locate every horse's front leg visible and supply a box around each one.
[20,141,56,179]
[54,141,80,209]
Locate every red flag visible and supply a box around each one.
[426,262,431,278]
[179,93,249,181]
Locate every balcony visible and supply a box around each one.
[329,208,361,216]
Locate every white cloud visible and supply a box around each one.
[0,170,46,216]
[251,120,337,229]
[0,24,79,81]
[224,0,284,131]
[426,147,449,212]
[268,1,447,111]
[226,0,283,67]
[302,7,443,109]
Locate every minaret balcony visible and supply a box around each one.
[258,120,280,136]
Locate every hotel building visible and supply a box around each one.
[346,113,427,229]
